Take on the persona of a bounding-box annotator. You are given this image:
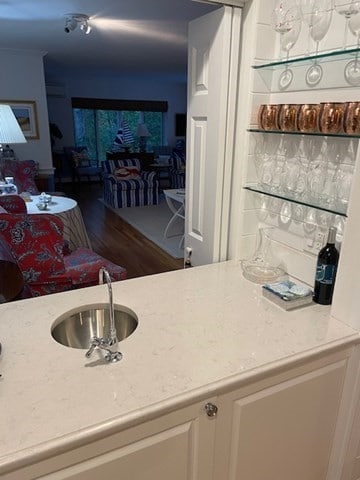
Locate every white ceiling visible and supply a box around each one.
[0,0,218,79]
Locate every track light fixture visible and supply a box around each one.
[64,14,92,35]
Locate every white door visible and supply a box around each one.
[185,6,242,266]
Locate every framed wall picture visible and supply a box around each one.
[1,100,39,139]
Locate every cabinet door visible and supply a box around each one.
[34,400,217,480]
[213,358,347,480]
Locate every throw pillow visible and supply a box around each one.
[113,166,141,180]
[71,149,89,167]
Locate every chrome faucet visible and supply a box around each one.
[85,267,122,363]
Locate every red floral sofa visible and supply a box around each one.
[0,212,127,297]
[0,234,32,301]
[0,194,27,213]
[2,159,40,194]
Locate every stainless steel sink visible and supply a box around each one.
[51,304,138,349]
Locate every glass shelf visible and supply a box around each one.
[244,185,348,218]
[252,47,360,71]
[248,128,360,139]
[252,48,360,92]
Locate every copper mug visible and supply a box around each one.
[297,104,321,133]
[319,102,345,134]
[278,104,300,132]
[258,104,280,131]
[257,104,265,129]
[343,101,360,135]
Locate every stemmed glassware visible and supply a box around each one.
[300,0,317,54]
[334,0,360,48]
[334,163,354,210]
[307,157,327,202]
[271,2,302,89]
[305,0,333,87]
[332,139,355,210]
[344,13,360,84]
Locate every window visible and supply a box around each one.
[72,98,168,162]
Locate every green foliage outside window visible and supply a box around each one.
[73,108,163,163]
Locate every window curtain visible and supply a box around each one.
[71,98,168,112]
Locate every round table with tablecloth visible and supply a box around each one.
[26,195,91,252]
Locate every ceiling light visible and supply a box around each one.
[64,14,91,35]
[80,21,91,35]
[64,17,77,33]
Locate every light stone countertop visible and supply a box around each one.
[0,260,358,473]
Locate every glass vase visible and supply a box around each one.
[241,228,286,284]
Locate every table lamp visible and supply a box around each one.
[0,104,27,179]
[136,123,150,152]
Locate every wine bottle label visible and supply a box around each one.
[316,264,336,285]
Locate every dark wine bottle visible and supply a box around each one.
[313,227,339,305]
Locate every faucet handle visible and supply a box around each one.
[85,336,123,363]
[85,336,101,358]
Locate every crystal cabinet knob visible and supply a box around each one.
[205,402,218,417]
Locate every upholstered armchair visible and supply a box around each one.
[102,158,159,208]
[2,159,40,194]
[0,213,127,297]
[0,194,27,213]
[2,160,65,197]
[0,234,32,302]
[169,150,186,189]
[63,146,102,184]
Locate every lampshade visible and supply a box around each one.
[136,123,150,137]
[0,105,27,144]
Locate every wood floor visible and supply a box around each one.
[59,181,184,279]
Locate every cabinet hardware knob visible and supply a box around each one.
[205,402,218,417]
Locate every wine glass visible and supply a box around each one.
[334,0,360,48]
[334,163,354,210]
[344,13,360,84]
[257,153,276,192]
[279,201,292,226]
[258,195,270,221]
[305,0,333,87]
[272,154,286,193]
[304,207,318,234]
[271,0,299,39]
[320,156,338,207]
[307,156,327,202]
[282,155,301,196]
[271,4,302,89]
[300,0,317,54]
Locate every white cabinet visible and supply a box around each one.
[213,353,348,480]
[4,400,217,480]
[3,349,352,480]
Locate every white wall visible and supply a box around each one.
[46,70,187,150]
[0,49,53,174]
